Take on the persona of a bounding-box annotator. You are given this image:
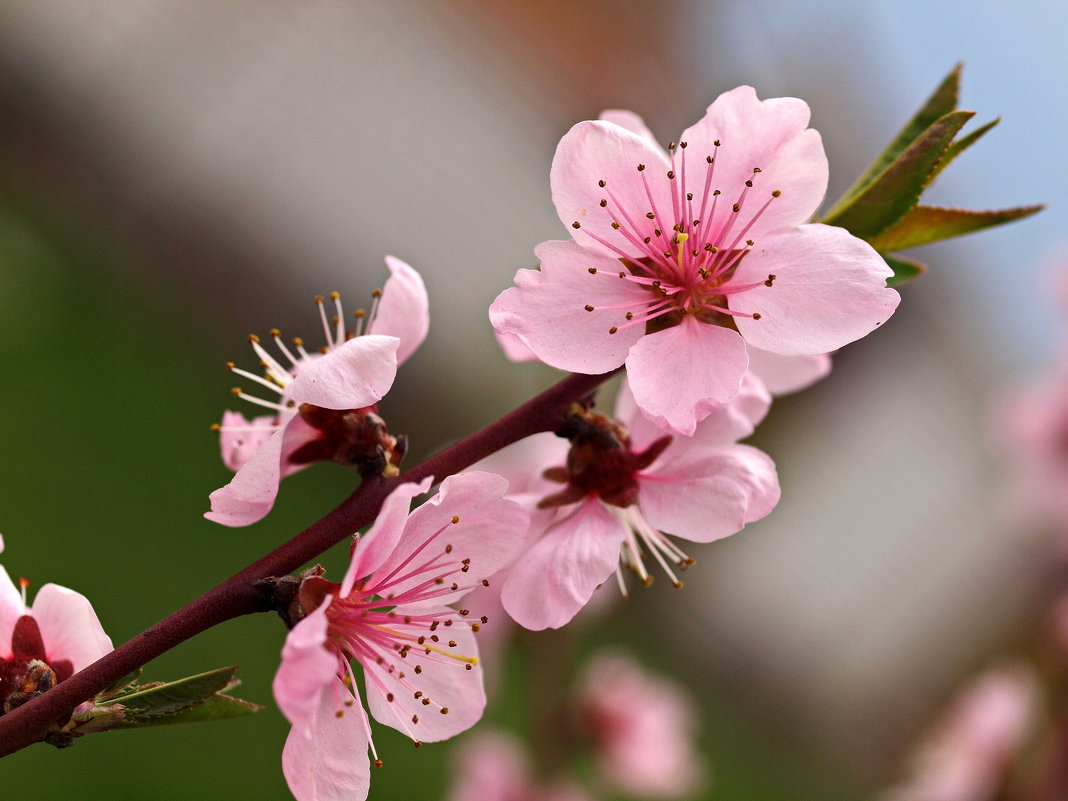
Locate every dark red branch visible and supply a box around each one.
[0,369,617,757]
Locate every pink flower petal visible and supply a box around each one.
[490,240,648,374]
[281,681,371,801]
[493,328,539,363]
[0,565,27,659]
[287,334,399,410]
[31,583,113,673]
[365,612,486,742]
[501,497,626,630]
[551,120,672,259]
[218,410,279,472]
[746,347,832,395]
[625,316,749,436]
[368,256,429,366]
[598,109,658,145]
[368,472,529,609]
[639,444,780,543]
[205,415,320,527]
[274,601,338,732]
[617,372,770,452]
[446,730,531,801]
[732,224,899,355]
[680,85,827,237]
[340,478,433,597]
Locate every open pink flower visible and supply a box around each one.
[1,552,113,714]
[483,375,778,630]
[207,256,428,527]
[447,729,595,801]
[578,651,705,799]
[491,87,897,434]
[273,472,529,801]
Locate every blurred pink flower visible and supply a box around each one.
[491,86,897,435]
[447,729,595,801]
[578,651,706,799]
[483,375,777,630]
[0,551,113,712]
[997,356,1068,534]
[881,666,1038,801]
[207,256,428,527]
[273,472,528,801]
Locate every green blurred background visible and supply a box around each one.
[1,2,1066,799]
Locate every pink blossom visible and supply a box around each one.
[0,552,113,714]
[273,472,529,801]
[446,729,595,801]
[997,355,1068,535]
[881,666,1037,801]
[485,375,778,630]
[578,651,705,799]
[491,87,897,434]
[207,256,428,527]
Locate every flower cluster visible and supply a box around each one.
[188,88,903,801]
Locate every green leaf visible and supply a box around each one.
[824,64,961,218]
[882,255,927,288]
[930,116,999,181]
[104,666,239,717]
[869,204,1044,252]
[109,689,262,728]
[97,667,142,700]
[821,109,974,239]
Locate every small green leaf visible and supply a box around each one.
[930,117,1000,182]
[869,204,1044,252]
[824,64,961,218]
[882,255,927,288]
[97,667,143,700]
[821,109,974,239]
[104,666,239,717]
[109,690,262,728]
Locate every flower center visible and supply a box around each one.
[571,139,782,336]
[539,406,671,509]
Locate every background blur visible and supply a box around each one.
[1,2,1065,799]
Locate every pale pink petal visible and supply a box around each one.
[281,682,371,801]
[731,224,899,354]
[365,613,485,742]
[0,565,27,659]
[551,120,672,259]
[368,256,429,366]
[746,346,832,395]
[617,372,770,452]
[31,584,113,673]
[219,410,279,472]
[0,532,4,553]
[493,328,539,362]
[490,240,648,374]
[680,85,827,236]
[204,416,320,527]
[274,601,338,731]
[581,651,705,799]
[469,431,569,498]
[446,730,531,801]
[340,478,433,597]
[599,109,658,145]
[625,316,748,436]
[639,444,780,543]
[369,472,529,608]
[502,498,627,630]
[287,334,399,410]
